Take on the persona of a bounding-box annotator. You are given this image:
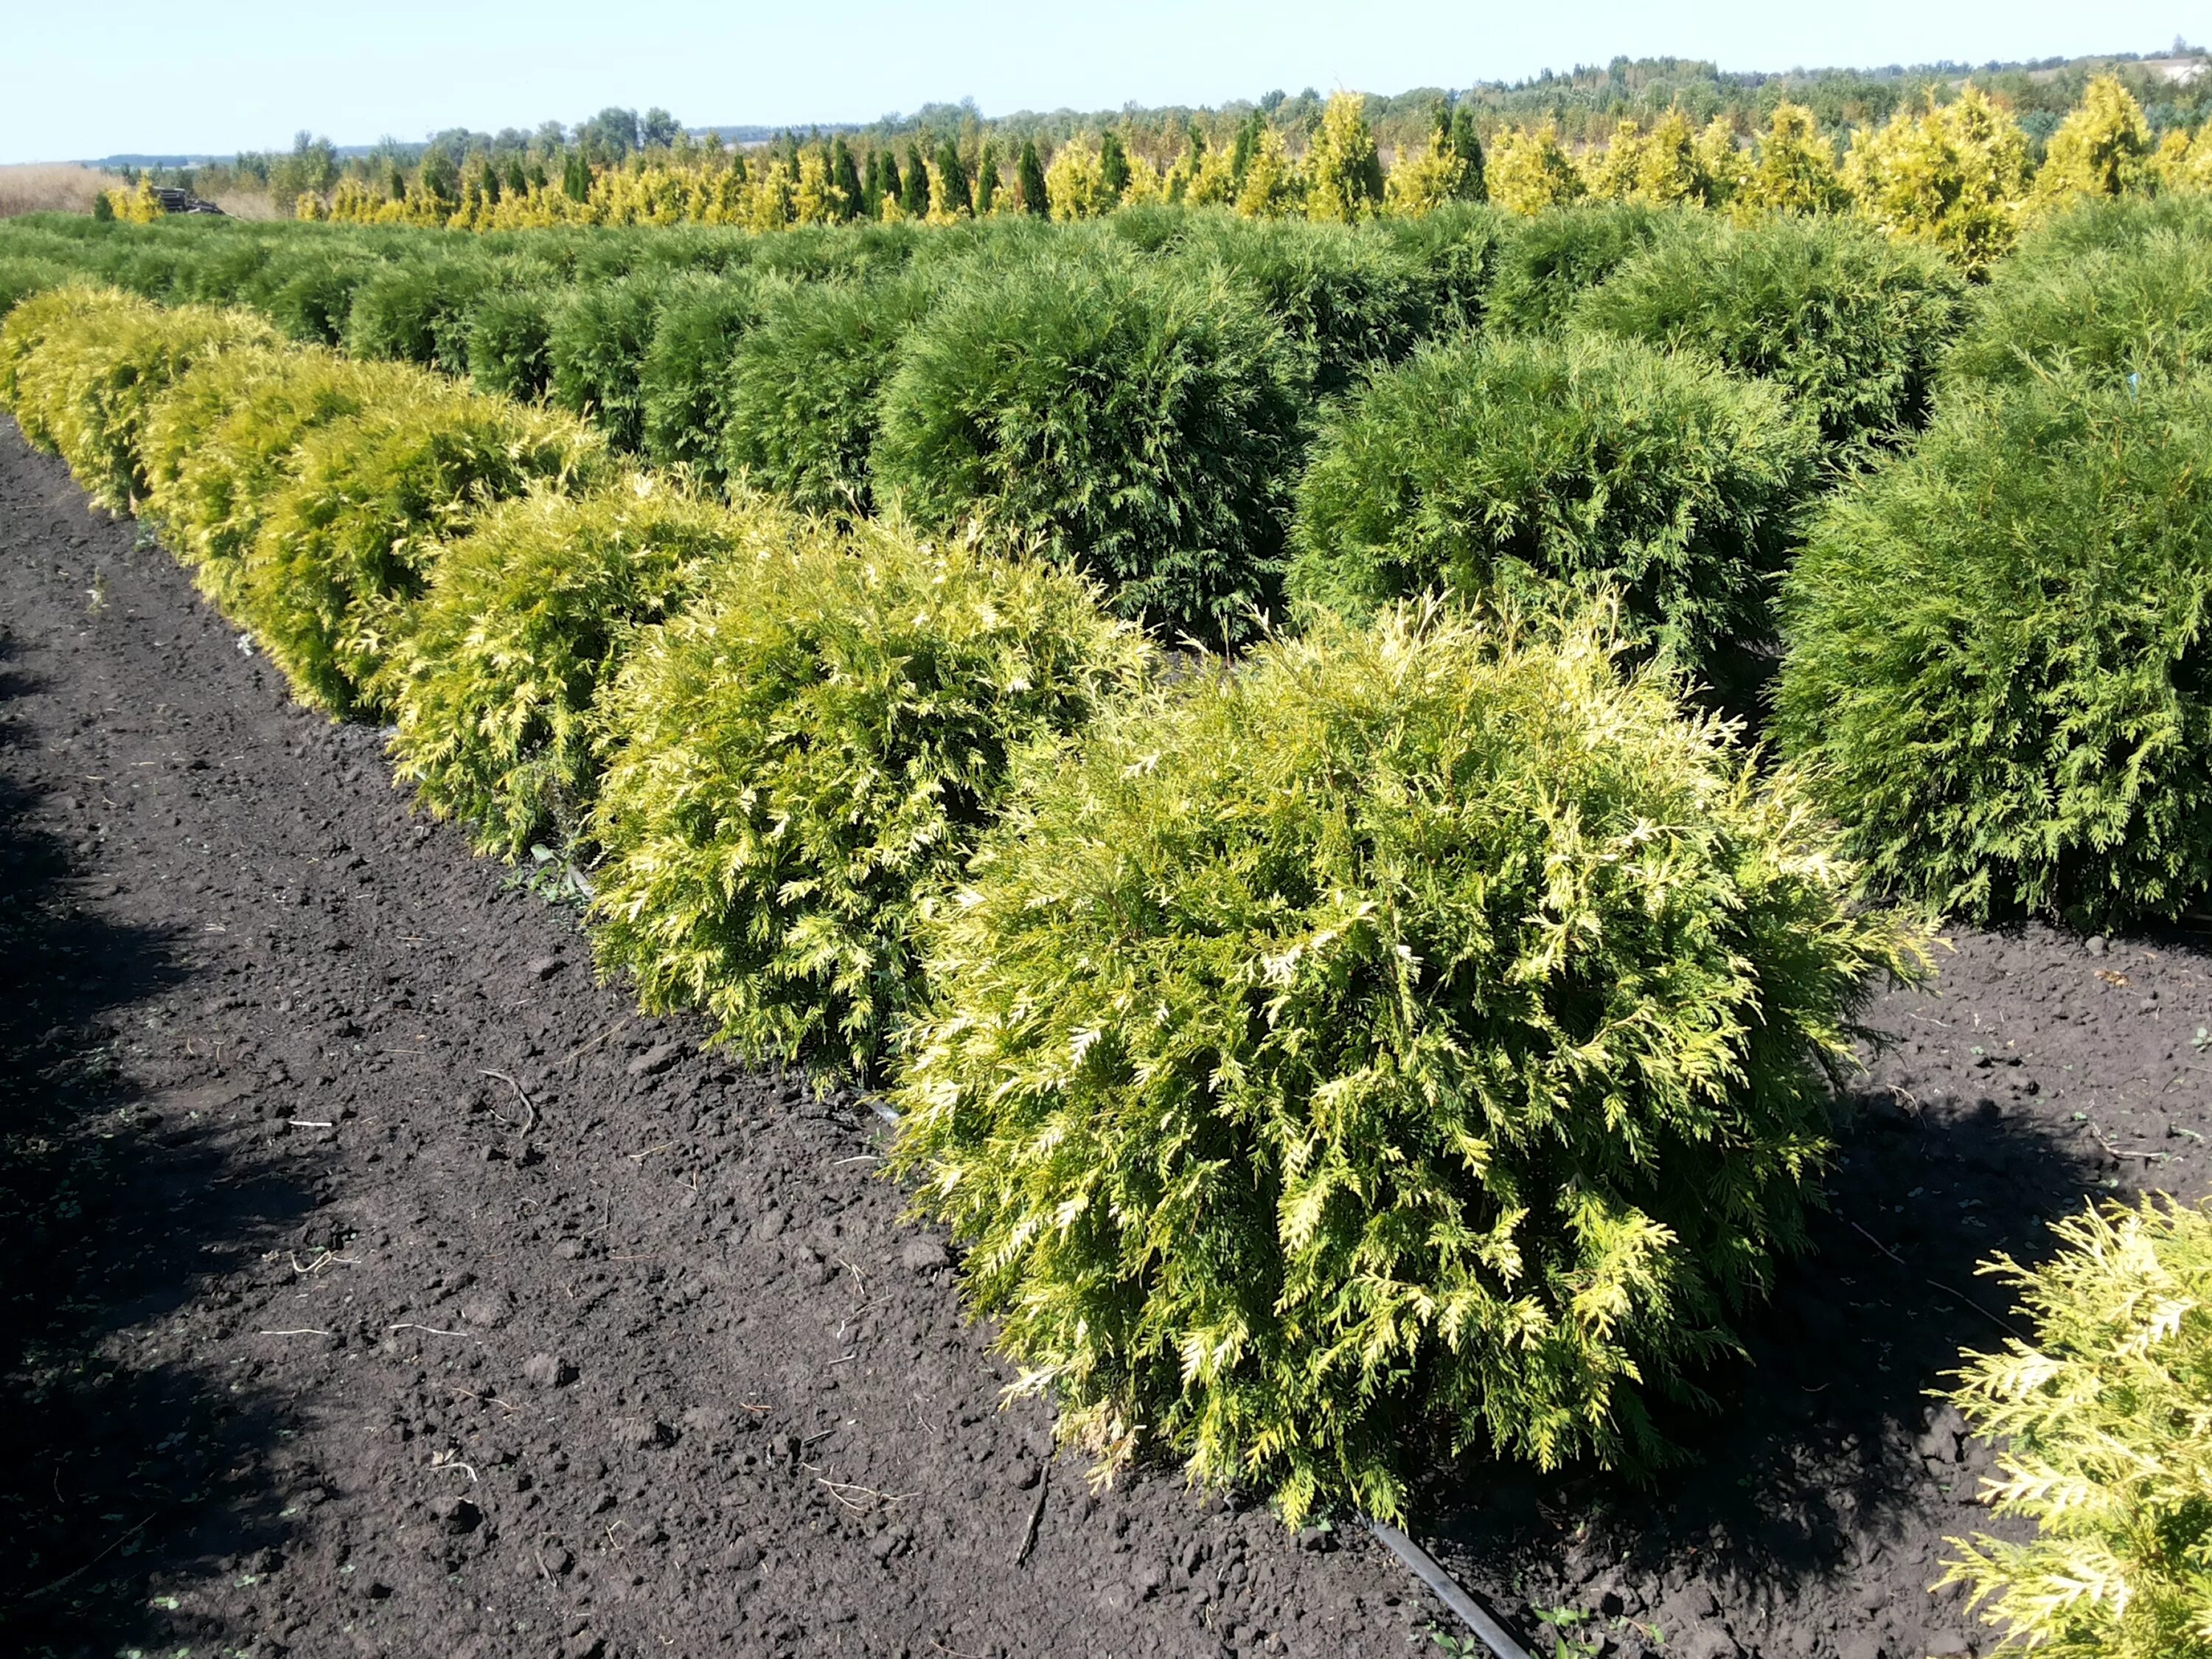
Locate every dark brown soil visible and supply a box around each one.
[1,417,2205,1659]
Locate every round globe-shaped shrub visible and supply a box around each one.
[142,347,437,611]
[467,287,559,400]
[639,271,783,479]
[0,257,66,322]
[588,518,1148,1078]
[1778,374,2212,928]
[1169,212,1439,394]
[1287,333,1818,703]
[888,604,1927,1525]
[870,257,1304,642]
[720,271,939,515]
[1943,226,2212,392]
[344,257,491,372]
[0,284,105,427]
[380,481,745,861]
[1575,213,1964,455]
[263,257,376,345]
[549,273,667,452]
[0,285,276,510]
[239,390,607,717]
[1486,203,1675,335]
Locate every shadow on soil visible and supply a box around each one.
[1419,1067,2095,1644]
[0,635,313,1658]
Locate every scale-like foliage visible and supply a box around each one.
[467,287,559,400]
[549,272,667,451]
[1944,226,2212,390]
[1288,333,1817,704]
[1485,203,1671,334]
[871,257,1304,642]
[1938,1198,2212,1658]
[380,481,744,860]
[719,271,938,515]
[588,519,1147,1078]
[1776,373,2212,927]
[0,284,276,509]
[0,257,65,321]
[237,389,606,716]
[638,271,781,477]
[344,257,490,372]
[1575,213,1964,456]
[141,346,437,611]
[890,605,1926,1526]
[1169,212,1439,395]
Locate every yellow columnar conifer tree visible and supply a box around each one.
[1843,83,2031,275]
[1486,121,1585,214]
[1744,102,1850,215]
[1306,92,1385,223]
[2032,74,2156,213]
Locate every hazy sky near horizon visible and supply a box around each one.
[2,0,2199,164]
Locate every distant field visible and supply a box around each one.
[0,164,125,218]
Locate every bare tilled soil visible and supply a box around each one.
[1,416,2206,1659]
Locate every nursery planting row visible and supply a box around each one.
[6,187,2212,1651]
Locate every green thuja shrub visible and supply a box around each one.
[1943,227,2212,390]
[549,272,668,452]
[1288,333,1817,703]
[0,285,277,509]
[1374,200,1510,333]
[1575,213,1965,456]
[467,287,560,400]
[1937,1197,2212,1658]
[888,603,1927,1526]
[871,257,1304,642]
[588,518,1147,1078]
[638,271,781,478]
[380,481,743,860]
[263,257,376,344]
[1776,374,2212,927]
[238,389,606,717]
[1486,203,1675,335]
[720,271,938,515]
[344,257,491,372]
[1169,212,1437,394]
[0,257,67,321]
[142,346,437,611]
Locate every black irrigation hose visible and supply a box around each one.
[867,1095,1532,1658]
[1367,1521,1533,1659]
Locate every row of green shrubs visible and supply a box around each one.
[0,203,1971,652]
[0,282,1925,1535]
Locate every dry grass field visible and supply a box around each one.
[0,163,125,217]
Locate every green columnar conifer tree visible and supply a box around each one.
[1018,139,1048,215]
[974,140,1001,214]
[1099,131,1132,205]
[933,138,973,216]
[900,143,930,216]
[831,138,864,220]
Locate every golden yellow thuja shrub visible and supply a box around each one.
[1843,83,2031,275]
[1044,139,1109,221]
[1486,121,1585,214]
[2032,74,2157,214]
[1742,102,1850,216]
[1235,125,1305,217]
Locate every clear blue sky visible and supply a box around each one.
[4,0,2199,164]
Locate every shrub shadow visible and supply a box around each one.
[0,635,313,1657]
[1413,1052,2098,1651]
